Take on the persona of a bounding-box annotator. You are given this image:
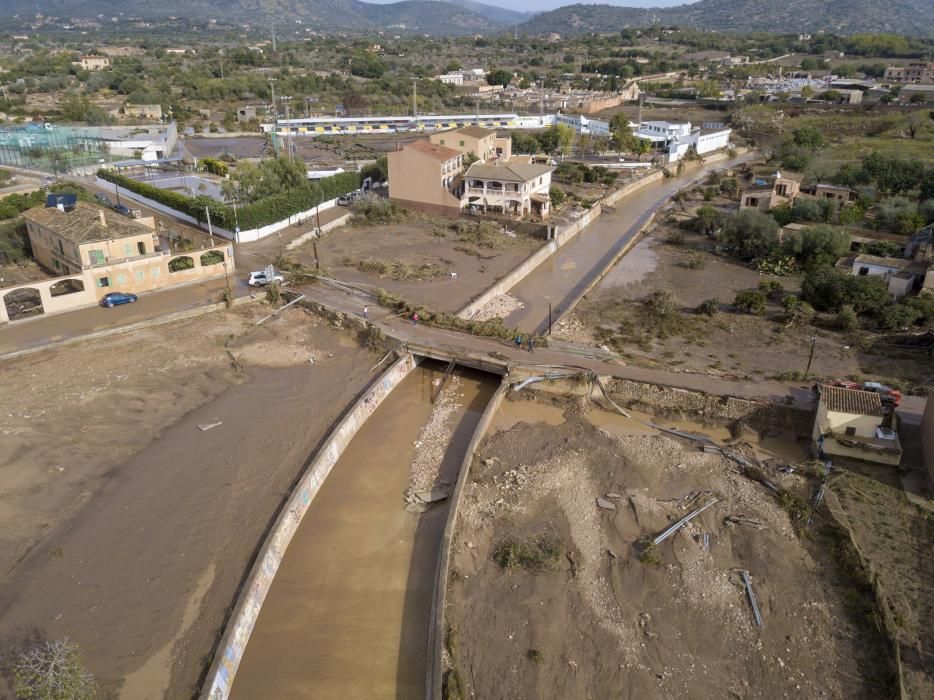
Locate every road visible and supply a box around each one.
[504,154,755,334]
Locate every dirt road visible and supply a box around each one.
[0,305,378,697]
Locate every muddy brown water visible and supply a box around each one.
[505,155,755,335]
[231,364,495,699]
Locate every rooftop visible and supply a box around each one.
[853,254,915,270]
[820,385,884,417]
[404,140,461,162]
[23,202,151,245]
[448,126,494,139]
[465,161,553,183]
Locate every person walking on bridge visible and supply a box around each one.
[413,312,419,326]
[363,305,368,320]
[527,336,534,353]
[514,334,523,350]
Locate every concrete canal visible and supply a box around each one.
[230,363,496,699]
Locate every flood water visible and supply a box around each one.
[584,406,810,463]
[505,154,754,335]
[231,364,495,699]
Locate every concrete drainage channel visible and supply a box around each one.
[200,351,502,699]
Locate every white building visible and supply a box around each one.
[633,121,731,163]
[438,73,464,86]
[555,113,611,138]
[850,254,928,298]
[464,160,554,219]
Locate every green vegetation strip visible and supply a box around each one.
[97,168,360,231]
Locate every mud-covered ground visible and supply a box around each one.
[296,215,541,313]
[0,303,378,698]
[554,213,933,390]
[445,392,895,700]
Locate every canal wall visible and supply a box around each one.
[456,170,663,320]
[427,378,509,700]
[200,351,419,700]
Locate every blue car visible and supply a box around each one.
[100,292,138,308]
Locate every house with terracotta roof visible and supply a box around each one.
[429,126,512,162]
[387,141,465,216]
[812,385,902,465]
[464,160,554,219]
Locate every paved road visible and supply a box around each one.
[0,278,242,354]
[505,154,755,334]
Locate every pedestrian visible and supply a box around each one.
[527,336,534,353]
[413,312,419,326]
[363,305,368,320]
[514,334,522,350]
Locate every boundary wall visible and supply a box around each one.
[426,378,508,700]
[94,176,338,243]
[200,352,419,700]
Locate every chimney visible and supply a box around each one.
[99,210,107,227]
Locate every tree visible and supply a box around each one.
[733,289,768,315]
[486,69,513,88]
[790,198,822,222]
[549,186,566,207]
[779,142,812,172]
[835,305,859,330]
[551,123,574,158]
[861,152,925,195]
[876,197,924,234]
[718,209,780,261]
[781,225,851,269]
[879,304,922,331]
[792,126,826,150]
[349,52,385,79]
[693,205,725,237]
[15,639,96,700]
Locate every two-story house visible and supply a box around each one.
[464,161,554,219]
[387,141,465,216]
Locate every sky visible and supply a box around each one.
[363,0,692,11]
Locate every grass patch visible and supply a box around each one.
[343,256,448,281]
[637,538,661,565]
[492,535,561,573]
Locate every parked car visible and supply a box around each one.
[111,203,142,218]
[94,193,112,206]
[337,190,363,206]
[99,292,138,307]
[827,379,902,406]
[248,270,284,287]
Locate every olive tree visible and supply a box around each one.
[14,639,96,700]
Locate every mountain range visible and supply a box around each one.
[3,0,932,37]
[520,0,934,37]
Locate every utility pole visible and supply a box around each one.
[268,78,278,154]
[271,20,276,53]
[411,78,418,120]
[281,96,293,159]
[804,335,817,378]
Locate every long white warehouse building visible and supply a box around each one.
[262,113,556,137]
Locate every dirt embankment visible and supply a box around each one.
[445,393,893,699]
[0,304,378,698]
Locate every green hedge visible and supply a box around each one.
[97,169,361,231]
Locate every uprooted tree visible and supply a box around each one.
[14,638,97,700]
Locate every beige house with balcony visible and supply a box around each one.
[387,141,465,216]
[464,160,554,219]
[429,126,512,162]
[3,202,232,324]
[812,385,902,466]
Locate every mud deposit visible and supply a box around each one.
[231,365,494,699]
[445,393,888,699]
[0,305,378,698]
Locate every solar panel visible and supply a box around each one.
[46,193,77,210]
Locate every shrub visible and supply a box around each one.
[758,279,783,298]
[492,536,560,573]
[733,289,768,315]
[781,225,850,270]
[791,198,822,223]
[665,230,685,245]
[697,298,720,316]
[692,205,725,237]
[719,209,780,261]
[683,252,705,269]
[350,196,408,225]
[879,304,923,331]
[549,186,566,207]
[835,305,859,330]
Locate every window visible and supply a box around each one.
[88,249,105,266]
[97,276,110,288]
[116,273,126,285]
[137,241,146,255]
[439,139,445,145]
[53,259,60,270]
[844,426,856,436]
[124,243,133,257]
[151,268,161,278]
[135,270,145,281]
[859,267,869,276]
[58,240,64,254]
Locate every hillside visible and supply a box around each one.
[0,0,509,35]
[520,0,934,37]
